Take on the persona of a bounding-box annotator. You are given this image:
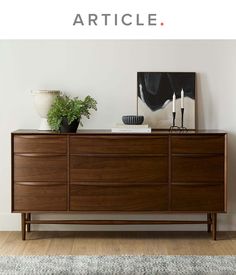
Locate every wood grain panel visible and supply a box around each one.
[70,136,168,154]
[171,135,225,154]
[14,155,67,182]
[14,182,67,211]
[70,184,168,211]
[14,135,67,153]
[172,155,224,183]
[171,184,225,211]
[70,156,168,183]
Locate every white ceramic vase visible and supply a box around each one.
[32,90,60,130]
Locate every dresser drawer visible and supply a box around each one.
[70,136,168,154]
[70,183,168,211]
[172,155,224,183]
[70,156,168,183]
[171,184,225,211]
[14,182,67,211]
[171,135,225,154]
[14,155,67,182]
[14,135,67,153]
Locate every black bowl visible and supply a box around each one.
[122,115,144,125]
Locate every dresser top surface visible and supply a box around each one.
[12,129,226,135]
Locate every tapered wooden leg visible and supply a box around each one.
[26,213,31,232]
[207,213,212,233]
[212,213,217,240]
[21,213,26,240]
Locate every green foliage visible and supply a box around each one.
[47,94,97,131]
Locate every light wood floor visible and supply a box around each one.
[1,231,236,255]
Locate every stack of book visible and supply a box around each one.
[111,124,151,133]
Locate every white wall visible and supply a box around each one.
[0,40,236,231]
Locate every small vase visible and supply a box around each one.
[59,117,80,133]
[32,90,60,130]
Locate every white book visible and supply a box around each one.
[111,127,151,133]
[115,123,149,128]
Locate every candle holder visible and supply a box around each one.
[180,108,187,131]
[169,112,180,131]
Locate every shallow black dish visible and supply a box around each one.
[122,115,144,125]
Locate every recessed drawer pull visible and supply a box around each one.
[172,182,223,186]
[172,153,224,157]
[71,135,168,140]
[15,153,66,157]
[70,182,168,187]
[15,182,66,186]
[70,153,168,157]
[16,135,62,139]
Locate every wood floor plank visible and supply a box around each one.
[0,232,11,248]
[46,232,75,255]
[0,232,27,255]
[0,231,236,256]
[22,232,51,255]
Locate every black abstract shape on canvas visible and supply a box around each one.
[138,72,195,112]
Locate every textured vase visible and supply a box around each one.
[32,90,60,130]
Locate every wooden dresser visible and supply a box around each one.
[11,130,227,240]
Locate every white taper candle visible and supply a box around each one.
[172,93,176,112]
[181,89,184,108]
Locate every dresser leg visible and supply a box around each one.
[21,213,26,240]
[26,213,31,232]
[212,213,217,240]
[207,213,212,232]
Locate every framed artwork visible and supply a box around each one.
[137,72,196,129]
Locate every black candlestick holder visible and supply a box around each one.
[180,108,187,131]
[169,112,180,131]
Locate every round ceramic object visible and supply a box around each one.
[32,90,60,130]
[122,115,144,125]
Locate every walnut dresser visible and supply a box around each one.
[11,130,227,240]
